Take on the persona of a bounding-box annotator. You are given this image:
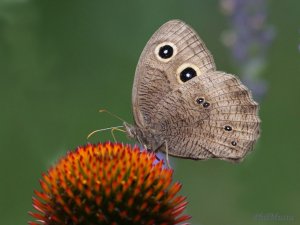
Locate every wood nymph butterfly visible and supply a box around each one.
[124,20,260,162]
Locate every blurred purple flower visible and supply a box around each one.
[144,147,174,169]
[220,0,275,101]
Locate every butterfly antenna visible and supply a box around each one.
[99,109,126,123]
[87,125,125,140]
[111,126,126,142]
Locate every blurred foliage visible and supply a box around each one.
[0,1,299,225]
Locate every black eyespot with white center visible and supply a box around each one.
[180,67,197,82]
[203,102,210,108]
[225,125,232,131]
[158,45,173,59]
[196,97,204,105]
[176,63,201,83]
[231,141,237,146]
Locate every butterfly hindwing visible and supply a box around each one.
[150,71,260,160]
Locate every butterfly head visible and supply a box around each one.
[123,122,149,146]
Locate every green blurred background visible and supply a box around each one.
[0,0,299,224]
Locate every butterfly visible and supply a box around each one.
[124,20,260,162]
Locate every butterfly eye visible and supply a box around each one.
[155,42,177,62]
[158,45,173,59]
[180,67,197,82]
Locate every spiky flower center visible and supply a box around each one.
[29,142,190,225]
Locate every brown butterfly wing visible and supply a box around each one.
[130,19,260,161]
[150,71,260,161]
[132,20,216,129]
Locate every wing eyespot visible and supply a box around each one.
[180,67,197,82]
[159,45,173,59]
[195,97,205,105]
[224,125,232,131]
[203,102,210,108]
[176,63,201,83]
[154,42,177,62]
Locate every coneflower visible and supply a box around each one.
[29,142,190,225]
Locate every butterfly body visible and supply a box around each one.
[126,20,260,162]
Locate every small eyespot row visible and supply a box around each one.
[196,97,204,104]
[196,98,210,109]
[224,125,232,131]
[203,102,210,108]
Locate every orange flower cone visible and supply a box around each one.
[29,142,190,225]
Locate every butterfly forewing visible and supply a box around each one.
[132,20,216,128]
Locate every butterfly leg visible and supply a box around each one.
[164,141,171,168]
[146,148,161,161]
[150,141,172,168]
